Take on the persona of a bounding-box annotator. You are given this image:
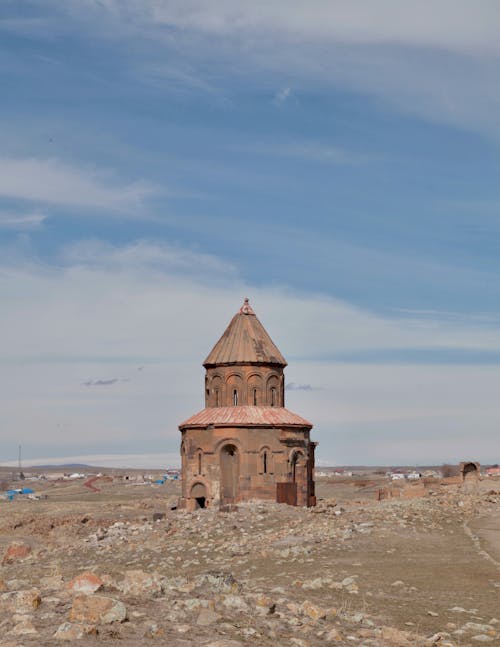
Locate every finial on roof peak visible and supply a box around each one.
[239,297,255,315]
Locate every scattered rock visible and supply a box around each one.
[324,627,343,642]
[471,636,495,643]
[222,594,249,612]
[53,622,98,640]
[9,619,38,636]
[380,625,413,646]
[1,588,41,613]
[143,622,165,638]
[301,599,327,621]
[195,571,240,593]
[119,570,162,597]
[2,542,31,564]
[196,608,220,626]
[67,571,104,594]
[69,594,127,624]
[40,575,64,590]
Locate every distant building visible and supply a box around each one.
[178,298,317,510]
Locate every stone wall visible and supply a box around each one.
[180,425,314,510]
[204,365,285,408]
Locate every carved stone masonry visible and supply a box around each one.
[178,298,317,510]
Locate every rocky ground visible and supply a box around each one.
[0,477,499,646]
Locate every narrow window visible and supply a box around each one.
[263,451,267,474]
[197,451,202,475]
[215,389,220,406]
[233,389,238,406]
[271,387,276,407]
[253,388,258,406]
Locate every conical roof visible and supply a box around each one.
[203,298,287,367]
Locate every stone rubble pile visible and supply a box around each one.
[0,489,498,646]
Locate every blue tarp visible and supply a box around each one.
[5,488,35,498]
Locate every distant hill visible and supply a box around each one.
[29,463,92,469]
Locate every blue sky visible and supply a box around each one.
[1,1,500,467]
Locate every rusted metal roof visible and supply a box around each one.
[203,298,287,367]
[179,406,312,429]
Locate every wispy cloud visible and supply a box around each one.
[26,1,500,56]
[55,1,500,137]
[286,382,314,391]
[61,239,237,277]
[273,86,292,105]
[237,140,373,165]
[83,378,122,387]
[143,1,500,56]
[0,157,158,213]
[0,211,47,230]
[1,239,500,464]
[5,2,499,138]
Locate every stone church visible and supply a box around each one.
[178,298,317,509]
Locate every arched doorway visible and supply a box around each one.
[220,444,239,504]
[191,482,208,509]
[291,450,305,483]
[462,462,478,478]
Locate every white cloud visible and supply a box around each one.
[1,239,500,465]
[0,211,46,230]
[60,0,500,137]
[285,361,500,464]
[0,157,158,212]
[143,1,500,56]
[1,240,500,367]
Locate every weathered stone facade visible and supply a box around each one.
[179,298,316,509]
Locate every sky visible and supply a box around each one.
[1,1,500,468]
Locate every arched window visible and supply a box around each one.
[181,442,186,471]
[259,447,272,475]
[215,388,220,406]
[253,388,258,406]
[195,449,203,475]
[271,387,276,407]
[233,389,238,406]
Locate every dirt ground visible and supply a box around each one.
[0,474,499,646]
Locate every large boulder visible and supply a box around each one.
[69,594,127,624]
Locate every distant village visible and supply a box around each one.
[1,463,499,503]
[0,468,181,501]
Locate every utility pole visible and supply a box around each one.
[18,445,25,480]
